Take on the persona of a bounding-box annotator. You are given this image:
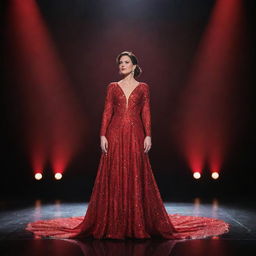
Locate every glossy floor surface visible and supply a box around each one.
[0,198,255,255]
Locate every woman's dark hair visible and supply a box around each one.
[116,51,142,78]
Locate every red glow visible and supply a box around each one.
[173,0,248,174]
[7,0,86,173]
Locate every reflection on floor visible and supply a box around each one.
[0,198,255,256]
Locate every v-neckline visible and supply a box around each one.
[116,82,142,108]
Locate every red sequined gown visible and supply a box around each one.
[25,82,229,240]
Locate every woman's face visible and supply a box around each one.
[118,55,136,76]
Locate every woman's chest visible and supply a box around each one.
[113,87,144,108]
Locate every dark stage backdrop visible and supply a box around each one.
[1,0,255,202]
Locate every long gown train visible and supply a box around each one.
[25,82,229,240]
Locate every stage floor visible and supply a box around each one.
[0,198,255,255]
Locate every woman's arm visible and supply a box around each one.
[141,84,151,137]
[100,83,114,137]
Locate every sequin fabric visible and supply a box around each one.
[25,82,229,240]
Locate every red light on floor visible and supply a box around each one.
[193,172,201,179]
[54,172,62,180]
[35,172,42,180]
[211,172,219,179]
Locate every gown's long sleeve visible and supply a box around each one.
[100,83,114,136]
[141,84,151,137]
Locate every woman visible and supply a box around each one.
[25,51,229,240]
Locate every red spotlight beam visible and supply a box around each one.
[6,0,87,172]
[174,0,249,173]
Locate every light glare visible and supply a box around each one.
[55,172,62,180]
[35,173,42,180]
[193,172,201,179]
[212,172,219,179]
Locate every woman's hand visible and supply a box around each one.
[144,136,152,153]
[100,136,108,154]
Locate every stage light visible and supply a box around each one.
[35,172,42,180]
[7,0,86,180]
[193,172,201,179]
[55,172,62,180]
[211,172,219,179]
